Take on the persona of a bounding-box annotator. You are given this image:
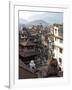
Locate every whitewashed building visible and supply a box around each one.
[53,25,63,70]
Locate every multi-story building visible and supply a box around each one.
[53,24,63,70]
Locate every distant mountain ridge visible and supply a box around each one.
[19,19,49,27]
[27,20,48,27]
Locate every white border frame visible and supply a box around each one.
[9,1,71,88]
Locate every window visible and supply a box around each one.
[60,39,63,43]
[59,58,62,64]
[59,48,63,53]
[58,29,63,37]
[55,37,57,41]
[55,29,57,34]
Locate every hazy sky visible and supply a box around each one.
[19,11,63,24]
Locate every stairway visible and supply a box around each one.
[19,59,38,79]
